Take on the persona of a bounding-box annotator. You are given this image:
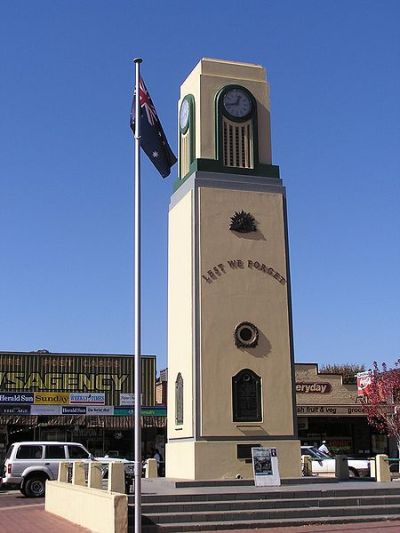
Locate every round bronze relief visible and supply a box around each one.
[234,322,259,348]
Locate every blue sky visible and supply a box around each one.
[0,1,399,374]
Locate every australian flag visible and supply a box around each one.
[130,78,177,178]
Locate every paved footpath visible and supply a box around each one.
[0,491,90,533]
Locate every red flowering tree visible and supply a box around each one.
[360,361,400,463]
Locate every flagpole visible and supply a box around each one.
[133,56,142,533]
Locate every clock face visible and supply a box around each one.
[223,88,252,119]
[180,99,190,130]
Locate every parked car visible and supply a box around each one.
[301,446,370,477]
[0,441,134,497]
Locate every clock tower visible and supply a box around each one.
[166,58,301,479]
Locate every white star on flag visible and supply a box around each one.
[152,151,159,158]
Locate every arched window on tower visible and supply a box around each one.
[232,369,262,422]
[175,373,183,425]
[216,86,258,170]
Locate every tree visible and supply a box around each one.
[360,361,400,466]
[320,363,365,385]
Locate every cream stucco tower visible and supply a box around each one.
[166,58,301,479]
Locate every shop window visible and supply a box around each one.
[175,373,183,425]
[232,369,262,422]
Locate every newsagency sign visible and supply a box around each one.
[0,392,34,404]
[70,393,105,405]
[34,392,69,405]
[0,404,167,416]
[0,406,30,415]
[0,387,167,418]
[0,352,156,406]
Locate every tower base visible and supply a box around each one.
[165,439,301,480]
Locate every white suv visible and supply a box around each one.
[1,441,134,497]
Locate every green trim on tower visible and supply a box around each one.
[178,94,195,179]
[173,158,280,192]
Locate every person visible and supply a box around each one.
[152,448,161,475]
[152,448,161,462]
[318,440,330,455]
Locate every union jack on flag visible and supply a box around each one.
[130,78,177,178]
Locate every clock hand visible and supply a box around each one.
[226,99,240,110]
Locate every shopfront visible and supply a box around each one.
[295,363,389,456]
[0,351,166,461]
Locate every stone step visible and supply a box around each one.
[140,493,400,514]
[174,477,339,488]
[138,484,400,504]
[138,502,400,525]
[141,514,400,532]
